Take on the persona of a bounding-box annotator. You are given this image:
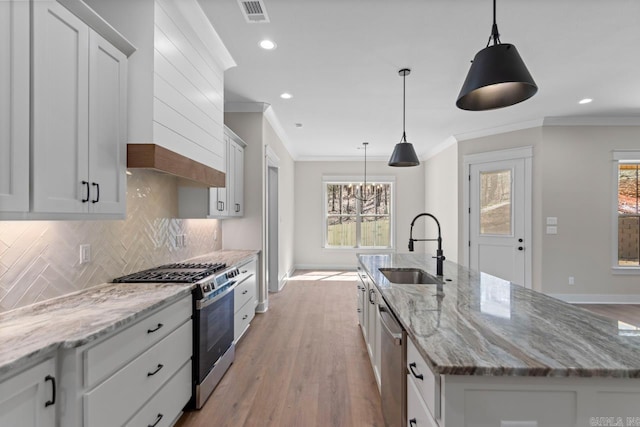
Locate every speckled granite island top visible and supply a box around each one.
[358,253,640,378]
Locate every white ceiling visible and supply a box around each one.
[199,0,640,160]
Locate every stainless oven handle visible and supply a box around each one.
[196,284,235,310]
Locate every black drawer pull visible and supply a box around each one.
[147,364,164,377]
[147,323,163,333]
[409,362,423,380]
[148,413,163,427]
[242,290,248,295]
[91,182,100,203]
[242,314,248,320]
[81,181,90,203]
[409,418,417,427]
[44,375,56,407]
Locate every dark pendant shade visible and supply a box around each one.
[388,142,419,167]
[456,43,537,111]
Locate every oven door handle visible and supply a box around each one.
[196,285,235,310]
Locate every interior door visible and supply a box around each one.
[469,158,529,287]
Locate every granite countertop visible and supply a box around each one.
[0,282,193,378]
[358,253,640,378]
[0,250,260,379]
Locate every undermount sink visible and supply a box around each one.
[379,268,443,285]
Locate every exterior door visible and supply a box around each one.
[467,150,532,287]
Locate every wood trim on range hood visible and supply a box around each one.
[127,144,225,187]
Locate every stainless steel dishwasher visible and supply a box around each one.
[378,298,406,427]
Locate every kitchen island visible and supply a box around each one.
[358,253,640,426]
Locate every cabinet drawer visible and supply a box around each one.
[407,338,440,420]
[84,295,191,388]
[234,298,254,342]
[125,360,191,427]
[84,320,192,427]
[407,374,439,427]
[234,277,255,312]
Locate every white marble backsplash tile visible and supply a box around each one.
[0,170,221,312]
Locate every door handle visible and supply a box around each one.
[44,375,56,407]
[518,246,524,251]
[148,413,163,427]
[147,323,163,333]
[408,362,424,380]
[147,364,164,376]
[409,419,417,427]
[81,181,90,203]
[91,182,100,203]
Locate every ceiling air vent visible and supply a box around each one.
[237,0,270,23]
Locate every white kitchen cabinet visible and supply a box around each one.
[0,0,29,214]
[58,294,192,427]
[233,257,257,342]
[178,126,246,219]
[407,375,439,427]
[0,357,57,427]
[31,0,128,218]
[358,266,381,391]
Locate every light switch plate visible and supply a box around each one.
[546,216,558,225]
[79,244,91,264]
[546,226,558,234]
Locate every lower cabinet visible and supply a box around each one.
[0,357,57,427]
[357,265,381,391]
[59,294,193,427]
[407,375,438,427]
[233,257,257,342]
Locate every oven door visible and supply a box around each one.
[195,286,234,383]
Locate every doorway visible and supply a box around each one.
[265,146,281,294]
[464,147,532,288]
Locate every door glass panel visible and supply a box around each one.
[480,169,512,235]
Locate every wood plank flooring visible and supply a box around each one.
[576,304,640,327]
[175,270,385,427]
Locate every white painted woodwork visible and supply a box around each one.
[406,375,438,427]
[358,268,381,390]
[88,31,127,214]
[407,338,439,420]
[32,1,89,214]
[124,361,191,427]
[232,140,245,216]
[233,257,258,342]
[0,358,56,427]
[0,0,29,213]
[31,0,129,218]
[84,295,191,388]
[84,321,192,427]
[151,0,226,173]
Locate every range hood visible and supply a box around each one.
[127,144,225,187]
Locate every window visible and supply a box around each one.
[324,178,394,249]
[613,151,640,271]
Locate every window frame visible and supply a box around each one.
[611,150,640,274]
[322,175,396,250]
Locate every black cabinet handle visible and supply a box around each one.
[235,203,240,212]
[147,364,164,377]
[518,246,524,251]
[242,289,248,295]
[409,362,424,380]
[242,314,248,320]
[44,375,56,407]
[147,323,163,333]
[409,418,417,427]
[148,413,163,427]
[91,182,100,203]
[369,289,375,304]
[81,181,90,203]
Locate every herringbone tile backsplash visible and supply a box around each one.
[0,170,222,312]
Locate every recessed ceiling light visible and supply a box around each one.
[259,40,276,50]
[280,93,293,99]
[579,98,593,105]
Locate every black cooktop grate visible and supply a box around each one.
[112,262,226,283]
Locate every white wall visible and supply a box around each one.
[294,161,426,269]
[457,124,640,298]
[424,143,459,262]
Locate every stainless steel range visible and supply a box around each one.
[113,261,241,409]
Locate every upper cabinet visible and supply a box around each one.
[32,1,128,217]
[178,127,246,219]
[0,0,135,220]
[0,0,29,213]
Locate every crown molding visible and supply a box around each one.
[224,101,270,113]
[454,119,544,142]
[296,156,391,162]
[543,116,640,126]
[421,135,458,161]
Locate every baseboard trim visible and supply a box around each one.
[256,300,269,313]
[548,293,640,304]
[294,264,357,271]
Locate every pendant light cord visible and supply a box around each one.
[401,71,407,143]
[487,0,501,47]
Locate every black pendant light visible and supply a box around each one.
[456,0,537,111]
[389,68,420,167]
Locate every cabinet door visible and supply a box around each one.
[0,358,56,427]
[227,139,237,215]
[32,1,89,214]
[233,142,244,216]
[88,31,127,215]
[0,0,29,213]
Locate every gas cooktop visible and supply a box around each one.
[112,262,227,283]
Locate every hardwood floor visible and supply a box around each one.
[576,304,640,328]
[175,270,385,427]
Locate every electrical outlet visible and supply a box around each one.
[181,234,187,247]
[79,244,91,264]
[568,276,575,285]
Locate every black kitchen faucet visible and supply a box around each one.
[408,213,445,276]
